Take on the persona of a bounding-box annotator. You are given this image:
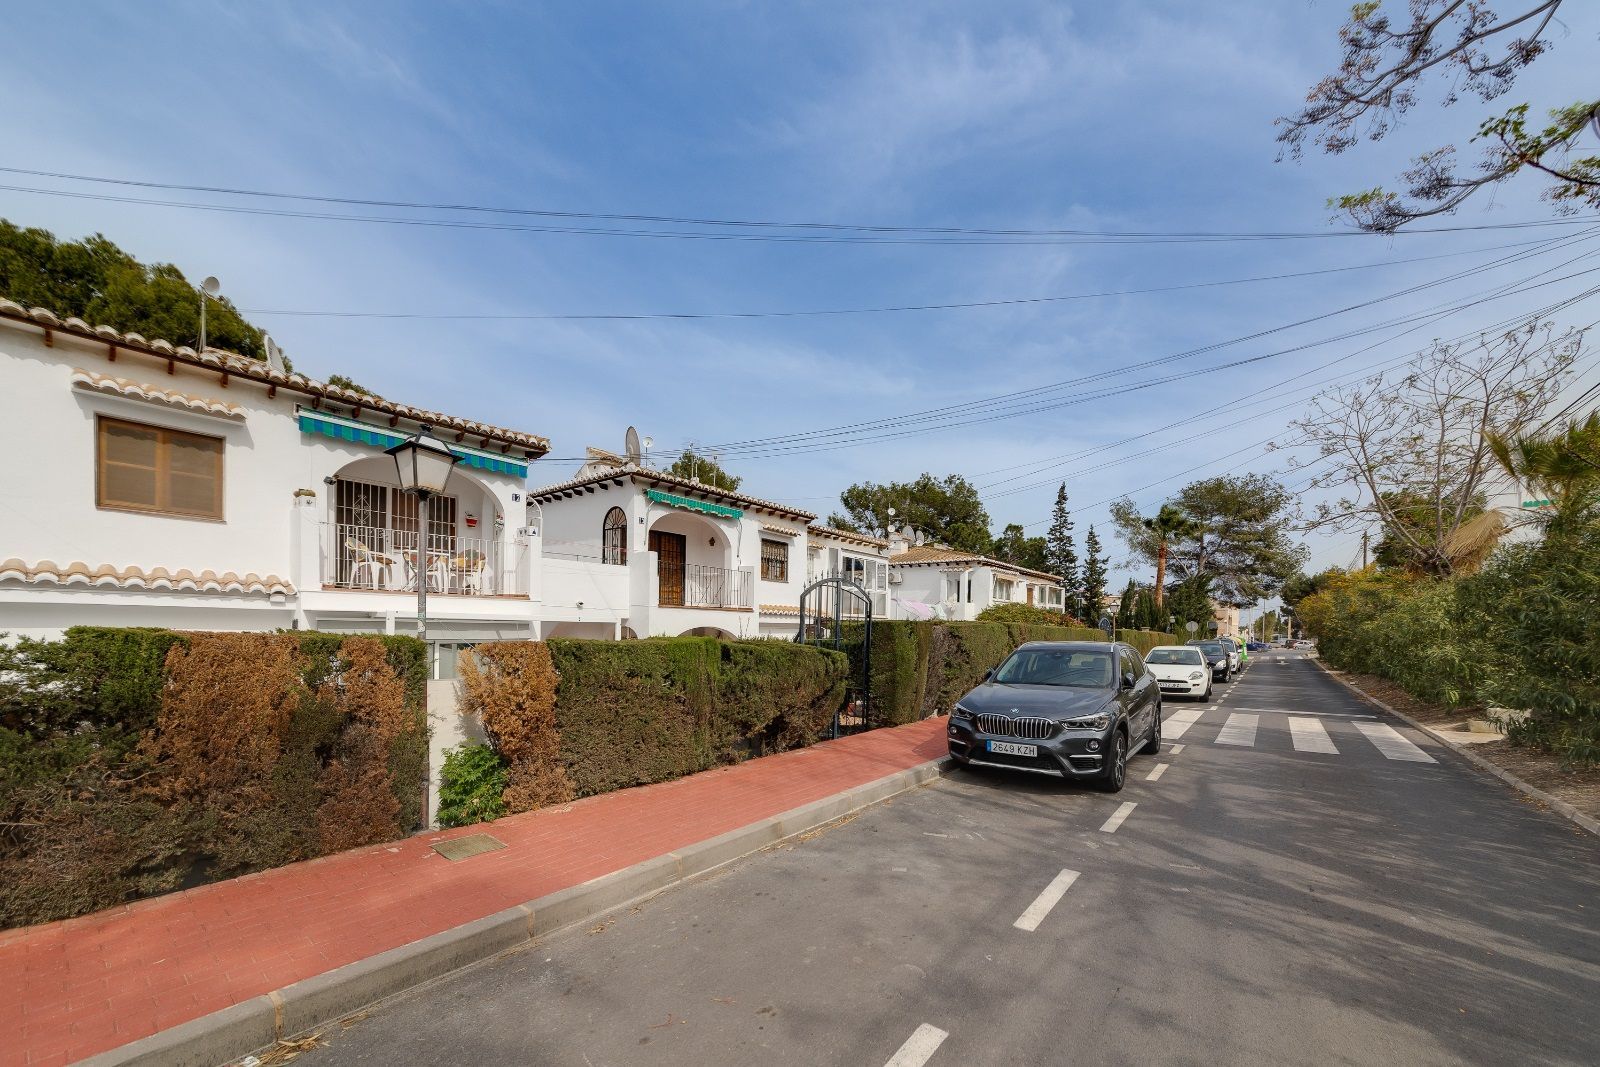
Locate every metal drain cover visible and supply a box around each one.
[431,832,508,861]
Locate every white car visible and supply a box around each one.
[1143,645,1212,700]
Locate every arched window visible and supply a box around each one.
[602,507,627,565]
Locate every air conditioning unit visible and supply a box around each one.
[888,571,903,585]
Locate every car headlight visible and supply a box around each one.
[1062,712,1111,731]
[1188,672,1204,681]
[952,704,973,719]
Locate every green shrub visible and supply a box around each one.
[930,623,1012,712]
[436,743,509,828]
[0,626,188,736]
[1456,503,1600,765]
[974,602,1081,626]
[547,637,849,796]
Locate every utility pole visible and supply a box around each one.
[1361,529,1369,570]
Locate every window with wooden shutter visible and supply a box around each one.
[760,538,788,582]
[96,416,224,520]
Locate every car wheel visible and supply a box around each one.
[1201,680,1212,701]
[1146,704,1162,755]
[1097,729,1128,793]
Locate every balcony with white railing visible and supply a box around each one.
[657,562,752,611]
[321,522,522,597]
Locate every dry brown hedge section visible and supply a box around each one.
[0,628,428,929]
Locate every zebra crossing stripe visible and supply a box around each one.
[1353,721,1437,763]
[1163,707,1206,740]
[1288,716,1339,754]
[1215,713,1258,747]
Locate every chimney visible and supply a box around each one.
[887,524,911,556]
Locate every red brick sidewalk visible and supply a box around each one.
[2,718,948,1066]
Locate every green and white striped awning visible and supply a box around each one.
[297,408,528,478]
[646,488,742,520]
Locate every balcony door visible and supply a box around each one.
[335,480,390,586]
[650,530,686,606]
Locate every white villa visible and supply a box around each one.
[528,448,891,640]
[886,528,1068,621]
[0,299,547,666]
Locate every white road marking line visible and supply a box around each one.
[1012,868,1081,932]
[1146,763,1169,781]
[1354,721,1437,763]
[1167,743,1185,754]
[1099,801,1137,833]
[1214,713,1258,747]
[1288,716,1339,754]
[884,1023,949,1067]
[1162,707,1206,740]
[1229,708,1375,719]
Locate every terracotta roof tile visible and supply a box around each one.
[889,545,1061,583]
[70,367,246,419]
[0,298,549,454]
[0,559,294,597]
[528,464,816,520]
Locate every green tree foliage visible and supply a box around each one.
[1278,2,1597,231]
[1045,483,1080,602]
[1118,579,1138,625]
[325,373,383,399]
[1490,409,1600,507]
[1111,474,1306,607]
[666,448,742,491]
[1080,526,1108,624]
[1164,574,1214,636]
[836,474,993,554]
[0,219,268,358]
[1142,503,1200,608]
[1456,498,1600,764]
[993,523,1048,572]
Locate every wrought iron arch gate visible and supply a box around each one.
[795,574,873,737]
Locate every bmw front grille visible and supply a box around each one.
[975,713,1056,740]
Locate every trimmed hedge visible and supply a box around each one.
[843,621,1180,717]
[546,637,851,796]
[0,628,428,929]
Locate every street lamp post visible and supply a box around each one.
[385,427,461,649]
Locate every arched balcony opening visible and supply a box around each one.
[322,456,512,595]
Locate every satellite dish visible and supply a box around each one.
[201,276,221,295]
[263,334,287,374]
[624,426,642,465]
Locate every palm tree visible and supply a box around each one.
[1488,410,1600,508]
[1143,504,1200,610]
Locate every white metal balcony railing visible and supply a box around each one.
[323,522,513,596]
[674,563,752,610]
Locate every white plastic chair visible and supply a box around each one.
[345,538,396,590]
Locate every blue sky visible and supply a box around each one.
[4,1,1598,593]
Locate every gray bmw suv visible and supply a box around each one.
[946,641,1162,792]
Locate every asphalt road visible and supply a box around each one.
[292,651,1600,1067]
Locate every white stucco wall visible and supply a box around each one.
[0,319,534,640]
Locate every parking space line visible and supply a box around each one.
[1012,868,1081,932]
[1146,763,1168,781]
[1166,743,1185,754]
[1100,801,1137,833]
[884,1023,949,1067]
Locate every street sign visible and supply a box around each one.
[1185,621,1199,634]
[1098,614,1114,638]
[1521,499,1554,509]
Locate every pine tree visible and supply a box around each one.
[1118,579,1138,625]
[1081,525,1108,625]
[1045,483,1079,606]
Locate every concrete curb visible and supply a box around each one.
[1316,660,1600,840]
[77,754,954,1067]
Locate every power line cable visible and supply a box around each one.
[5,165,1598,243]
